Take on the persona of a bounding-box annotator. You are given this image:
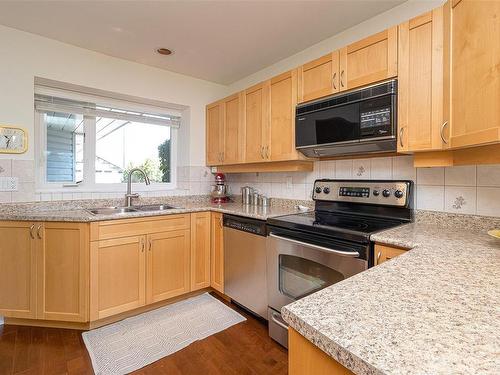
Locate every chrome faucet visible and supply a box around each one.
[125,168,151,207]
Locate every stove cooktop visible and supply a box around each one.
[267,211,406,243]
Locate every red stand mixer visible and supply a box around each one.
[211,173,230,203]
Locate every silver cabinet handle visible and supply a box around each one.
[377,251,382,263]
[29,224,35,239]
[260,146,265,159]
[332,72,337,90]
[399,127,405,148]
[148,239,152,251]
[265,145,270,159]
[440,121,449,144]
[270,312,289,330]
[36,224,42,239]
[340,70,345,88]
[269,233,359,257]
[140,238,145,252]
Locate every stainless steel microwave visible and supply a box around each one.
[295,80,397,158]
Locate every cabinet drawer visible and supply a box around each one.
[93,214,190,241]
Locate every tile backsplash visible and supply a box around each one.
[225,156,500,218]
[0,159,213,203]
[2,155,500,218]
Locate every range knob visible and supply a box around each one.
[315,186,322,194]
[323,187,331,194]
[382,189,391,198]
[373,190,380,197]
[394,190,404,199]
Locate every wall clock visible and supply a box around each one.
[0,126,28,154]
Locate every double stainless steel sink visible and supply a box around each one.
[88,204,178,215]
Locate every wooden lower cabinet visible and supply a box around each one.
[0,221,88,322]
[374,243,408,265]
[147,230,191,304]
[38,222,89,322]
[210,212,224,293]
[90,235,146,320]
[190,212,211,291]
[289,328,354,375]
[90,214,195,321]
[0,222,37,319]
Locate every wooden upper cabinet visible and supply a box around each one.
[146,229,191,304]
[206,101,224,166]
[210,212,224,294]
[245,82,270,163]
[0,222,36,319]
[449,0,500,149]
[298,51,339,103]
[222,93,245,165]
[190,212,211,291]
[37,222,89,322]
[269,70,302,161]
[90,235,146,320]
[398,5,450,152]
[339,27,398,91]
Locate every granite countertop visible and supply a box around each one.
[282,217,500,375]
[0,195,312,222]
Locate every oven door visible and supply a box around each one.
[266,230,368,312]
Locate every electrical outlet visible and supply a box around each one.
[286,176,293,189]
[0,177,18,191]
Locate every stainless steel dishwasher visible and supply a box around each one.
[223,214,268,319]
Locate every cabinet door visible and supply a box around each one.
[190,212,211,291]
[223,92,245,165]
[0,222,36,319]
[245,82,270,163]
[37,222,89,322]
[298,51,339,103]
[206,101,224,166]
[269,70,302,161]
[90,235,146,320]
[449,0,500,148]
[146,229,191,304]
[374,244,407,265]
[398,6,449,152]
[210,212,224,293]
[339,27,397,91]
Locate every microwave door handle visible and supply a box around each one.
[269,233,360,257]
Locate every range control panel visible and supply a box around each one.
[312,180,411,207]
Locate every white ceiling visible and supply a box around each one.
[0,1,406,84]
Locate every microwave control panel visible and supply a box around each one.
[312,180,411,207]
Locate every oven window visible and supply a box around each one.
[279,254,345,300]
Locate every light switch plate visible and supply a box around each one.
[0,177,18,191]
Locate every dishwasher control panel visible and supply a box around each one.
[223,214,267,236]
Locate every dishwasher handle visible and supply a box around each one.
[269,233,360,257]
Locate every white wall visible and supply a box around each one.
[0,24,227,166]
[228,0,444,92]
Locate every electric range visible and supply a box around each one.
[266,179,414,347]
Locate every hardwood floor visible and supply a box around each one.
[0,294,288,375]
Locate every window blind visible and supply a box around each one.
[34,91,181,128]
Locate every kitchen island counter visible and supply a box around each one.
[282,215,500,375]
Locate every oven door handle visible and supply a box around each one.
[269,233,360,257]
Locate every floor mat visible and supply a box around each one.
[82,293,246,374]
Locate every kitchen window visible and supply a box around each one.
[34,82,180,192]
